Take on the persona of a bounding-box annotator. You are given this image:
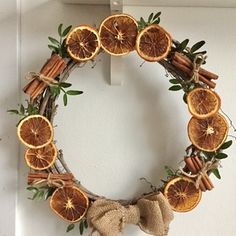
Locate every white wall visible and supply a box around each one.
[1,0,236,236]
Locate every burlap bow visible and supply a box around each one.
[87,192,174,236]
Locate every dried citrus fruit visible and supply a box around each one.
[66,25,101,61]
[17,115,53,149]
[164,176,202,212]
[188,113,228,152]
[136,24,172,62]
[24,142,57,170]
[99,14,138,56]
[187,88,221,119]
[50,186,89,222]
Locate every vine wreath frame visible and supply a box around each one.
[10,12,235,235]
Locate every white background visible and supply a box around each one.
[1,0,236,236]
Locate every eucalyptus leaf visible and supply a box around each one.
[58,23,63,36]
[60,82,72,88]
[66,223,75,233]
[27,186,38,193]
[48,44,58,52]
[211,168,221,179]
[79,222,84,235]
[7,109,19,114]
[20,104,25,114]
[169,79,180,84]
[63,93,68,106]
[164,166,175,176]
[62,25,72,37]
[48,37,60,46]
[84,220,88,229]
[215,153,228,159]
[183,93,187,104]
[179,39,189,51]
[220,140,233,150]
[66,90,83,96]
[190,40,205,53]
[148,13,154,23]
[169,85,182,91]
[153,18,160,24]
[153,12,161,20]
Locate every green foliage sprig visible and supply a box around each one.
[66,219,88,234]
[49,82,83,106]
[27,186,54,200]
[8,102,39,117]
[138,12,161,31]
[172,39,207,63]
[48,24,72,58]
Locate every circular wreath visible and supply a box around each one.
[10,12,234,235]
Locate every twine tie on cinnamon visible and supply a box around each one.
[25,72,59,86]
[87,192,174,236]
[180,160,219,188]
[32,173,65,188]
[188,54,207,83]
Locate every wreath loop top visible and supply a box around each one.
[11,12,234,235]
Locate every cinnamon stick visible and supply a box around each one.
[28,172,75,187]
[172,60,216,88]
[23,54,66,99]
[173,52,218,80]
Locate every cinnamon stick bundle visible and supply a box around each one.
[23,54,66,99]
[171,52,217,88]
[28,172,75,187]
[184,156,214,192]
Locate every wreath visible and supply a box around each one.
[9,12,235,235]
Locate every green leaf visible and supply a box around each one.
[153,18,160,24]
[48,44,59,52]
[20,104,25,114]
[190,40,205,53]
[169,79,180,84]
[140,17,146,27]
[50,86,61,96]
[153,12,161,20]
[62,25,72,37]
[66,90,83,96]
[211,168,221,179]
[44,188,55,200]
[179,39,189,51]
[148,13,154,23]
[58,23,63,36]
[84,220,88,229]
[63,93,68,106]
[27,186,38,193]
[7,109,19,114]
[164,166,175,176]
[66,223,75,233]
[215,153,228,159]
[220,140,233,150]
[183,93,187,104]
[79,221,84,235]
[60,82,72,88]
[48,37,60,46]
[169,85,182,91]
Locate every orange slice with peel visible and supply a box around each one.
[24,142,57,170]
[17,115,53,149]
[188,113,228,152]
[50,186,89,222]
[99,14,138,56]
[66,25,101,61]
[164,176,202,212]
[187,88,221,119]
[136,24,172,62]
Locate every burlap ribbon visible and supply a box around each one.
[32,173,65,188]
[87,192,174,236]
[25,71,58,86]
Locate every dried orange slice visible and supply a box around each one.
[188,113,228,152]
[99,14,138,56]
[164,176,202,212]
[66,25,101,61]
[187,88,221,119]
[17,115,53,149]
[24,142,57,170]
[50,186,89,222]
[136,24,172,62]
